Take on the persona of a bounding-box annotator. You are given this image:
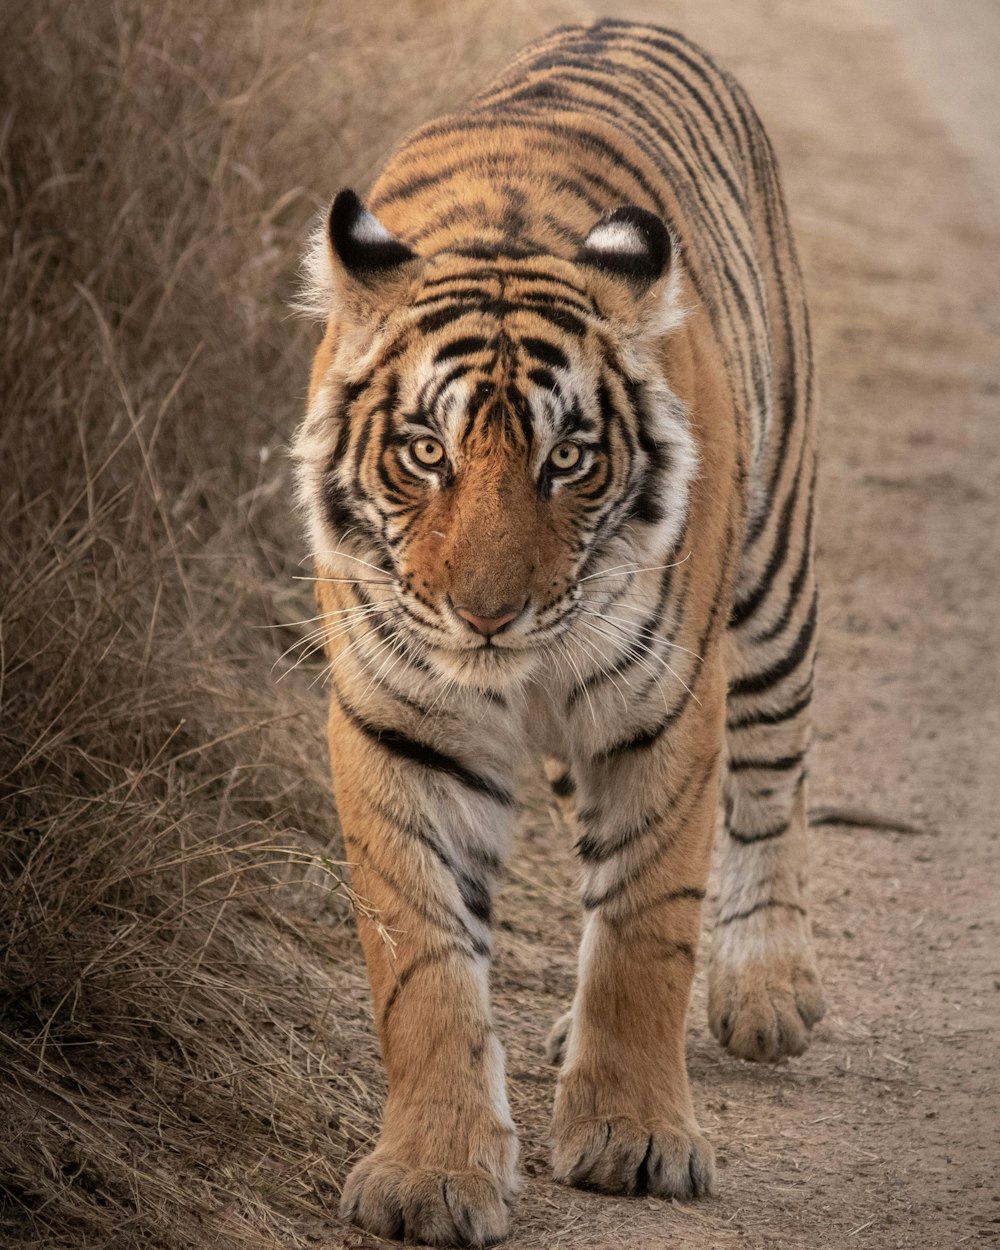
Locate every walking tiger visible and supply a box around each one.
[294,18,825,1245]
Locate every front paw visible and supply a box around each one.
[708,949,826,1063]
[340,1152,511,1247]
[551,1113,715,1198]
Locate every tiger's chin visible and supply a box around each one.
[427,638,545,697]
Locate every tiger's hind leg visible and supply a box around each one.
[541,756,575,1067]
[709,544,826,1062]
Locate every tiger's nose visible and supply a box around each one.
[452,600,526,637]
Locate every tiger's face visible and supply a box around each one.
[295,191,698,690]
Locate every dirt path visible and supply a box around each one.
[338,1,999,1245]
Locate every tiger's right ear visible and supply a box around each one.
[329,189,415,277]
[576,206,686,341]
[299,188,421,321]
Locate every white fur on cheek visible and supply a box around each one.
[292,216,336,321]
[291,378,343,569]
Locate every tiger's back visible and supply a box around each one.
[296,19,822,1247]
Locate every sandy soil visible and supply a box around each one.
[328,1,1000,1246]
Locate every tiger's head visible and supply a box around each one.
[294,190,697,691]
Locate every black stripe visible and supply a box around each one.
[450,242,544,261]
[388,113,669,219]
[323,478,356,534]
[717,899,805,925]
[506,381,536,446]
[434,335,489,363]
[728,591,817,699]
[595,712,676,759]
[615,29,752,167]
[347,833,486,954]
[335,691,514,806]
[412,285,494,309]
[415,296,588,339]
[728,821,789,844]
[416,304,475,335]
[352,405,374,477]
[597,377,636,460]
[416,362,474,418]
[752,478,815,644]
[576,804,657,866]
[331,378,369,463]
[550,771,575,798]
[408,200,490,244]
[419,265,587,300]
[521,336,569,370]
[568,561,678,708]
[730,461,803,629]
[601,884,706,925]
[458,874,492,925]
[580,756,717,909]
[528,366,557,391]
[728,751,805,773]
[518,56,766,413]
[381,944,472,1032]
[726,683,812,731]
[594,546,729,760]
[586,882,704,911]
[375,797,503,878]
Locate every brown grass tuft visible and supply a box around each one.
[0,1,561,1245]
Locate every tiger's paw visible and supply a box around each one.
[708,949,826,1063]
[551,1113,715,1198]
[340,1153,512,1247]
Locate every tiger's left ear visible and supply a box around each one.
[577,206,685,337]
[299,188,422,322]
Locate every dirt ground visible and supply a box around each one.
[331,1,1000,1246]
[3,1,997,1247]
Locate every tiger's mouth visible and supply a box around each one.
[376,592,577,697]
[395,591,578,655]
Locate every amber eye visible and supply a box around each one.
[548,441,582,472]
[410,435,445,468]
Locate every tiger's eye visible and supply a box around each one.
[411,435,445,467]
[548,441,582,471]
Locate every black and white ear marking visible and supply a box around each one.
[329,188,416,276]
[577,206,671,287]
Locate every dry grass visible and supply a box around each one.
[0,2,561,1245]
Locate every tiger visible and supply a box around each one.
[293,17,825,1247]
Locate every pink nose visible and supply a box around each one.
[453,602,524,637]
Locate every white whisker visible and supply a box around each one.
[578,615,701,707]
[577,606,704,662]
[572,630,630,712]
[577,551,691,583]
[561,641,599,730]
[306,547,394,579]
[294,574,393,587]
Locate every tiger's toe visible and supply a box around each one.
[709,955,826,1063]
[552,1114,715,1199]
[340,1153,511,1247]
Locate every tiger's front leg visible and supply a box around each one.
[330,693,520,1247]
[550,680,723,1199]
